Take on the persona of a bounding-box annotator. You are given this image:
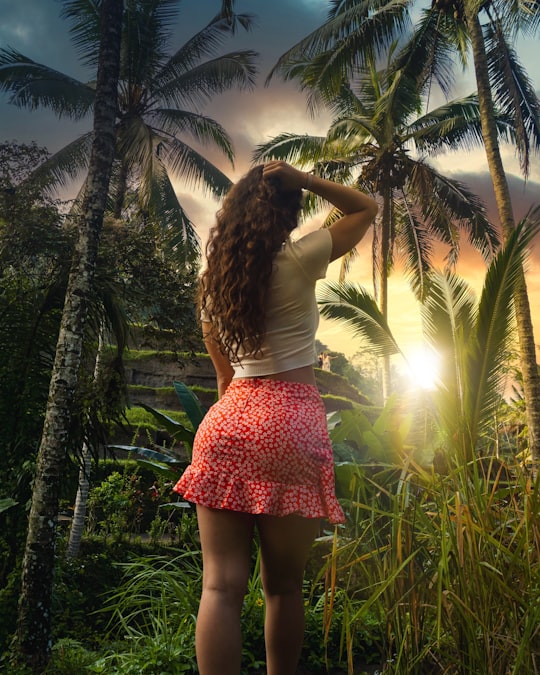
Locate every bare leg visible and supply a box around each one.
[195,505,255,675]
[256,514,320,675]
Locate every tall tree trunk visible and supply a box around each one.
[113,158,129,218]
[380,187,392,401]
[66,444,92,558]
[66,328,105,559]
[464,2,540,463]
[14,1,123,669]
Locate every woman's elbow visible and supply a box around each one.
[366,198,378,221]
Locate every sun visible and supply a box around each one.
[404,345,442,391]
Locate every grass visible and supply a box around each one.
[123,406,191,431]
[123,349,209,362]
[326,456,540,674]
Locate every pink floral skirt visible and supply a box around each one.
[173,378,345,524]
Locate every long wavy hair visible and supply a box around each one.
[200,164,303,361]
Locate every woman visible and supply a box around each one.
[174,161,378,675]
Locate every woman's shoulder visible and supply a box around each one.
[288,227,332,253]
[283,228,332,280]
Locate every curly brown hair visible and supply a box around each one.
[200,164,303,362]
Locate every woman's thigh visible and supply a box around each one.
[256,514,320,594]
[196,505,255,595]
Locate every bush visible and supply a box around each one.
[46,639,99,674]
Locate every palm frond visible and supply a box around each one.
[408,161,499,264]
[208,3,256,35]
[318,281,402,358]
[268,0,412,89]
[408,95,490,152]
[91,268,131,354]
[253,133,328,166]
[427,1,471,68]
[158,7,255,81]
[421,271,477,352]
[420,271,477,439]
[330,79,371,118]
[467,214,540,440]
[373,60,423,129]
[161,136,232,198]
[326,115,376,148]
[154,51,258,109]
[146,158,201,264]
[0,48,95,119]
[394,197,434,302]
[496,0,540,36]
[391,6,456,99]
[150,109,234,163]
[421,213,540,455]
[21,132,94,192]
[60,0,102,68]
[484,21,540,177]
[274,50,352,115]
[337,248,360,283]
[117,116,155,172]
[120,0,181,83]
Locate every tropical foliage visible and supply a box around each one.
[268,0,540,453]
[0,143,200,505]
[1,1,539,673]
[321,210,540,673]
[0,0,258,260]
[320,209,540,461]
[258,28,511,397]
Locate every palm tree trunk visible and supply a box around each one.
[380,187,392,401]
[113,159,128,218]
[66,445,92,558]
[464,3,540,463]
[14,1,123,669]
[66,328,105,559]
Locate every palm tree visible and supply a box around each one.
[458,1,540,464]
[256,54,501,398]
[13,0,123,669]
[0,0,258,260]
[268,0,540,458]
[320,207,540,463]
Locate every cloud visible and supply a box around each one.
[0,0,88,79]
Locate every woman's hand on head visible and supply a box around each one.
[262,161,306,192]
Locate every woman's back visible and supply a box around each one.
[231,229,332,380]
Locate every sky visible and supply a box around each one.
[1,0,540,377]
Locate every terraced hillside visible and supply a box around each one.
[123,349,372,413]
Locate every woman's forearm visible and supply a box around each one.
[304,172,378,217]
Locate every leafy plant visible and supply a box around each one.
[46,639,99,674]
[0,498,17,515]
[109,381,207,520]
[320,214,540,673]
[94,552,201,673]
[86,470,147,539]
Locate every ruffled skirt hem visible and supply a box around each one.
[174,467,346,524]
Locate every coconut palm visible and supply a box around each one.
[13,0,123,668]
[320,207,540,463]
[0,0,258,260]
[268,0,540,458]
[256,53,501,398]
[320,215,540,675]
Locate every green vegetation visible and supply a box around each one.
[124,405,191,430]
[1,0,539,672]
[123,350,209,363]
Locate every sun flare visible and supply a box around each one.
[405,346,442,391]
